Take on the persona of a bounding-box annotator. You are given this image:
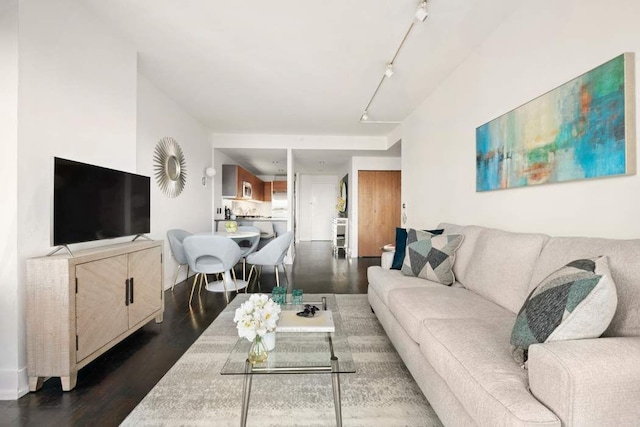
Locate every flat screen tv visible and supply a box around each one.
[53,157,151,246]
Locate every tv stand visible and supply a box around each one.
[27,240,164,392]
[47,245,74,257]
[132,234,152,242]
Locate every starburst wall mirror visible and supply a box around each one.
[153,137,187,198]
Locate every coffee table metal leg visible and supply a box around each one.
[331,356,342,427]
[241,359,253,427]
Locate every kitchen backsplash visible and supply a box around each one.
[220,199,279,219]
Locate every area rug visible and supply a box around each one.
[122,294,442,426]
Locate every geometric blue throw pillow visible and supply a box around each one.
[391,227,444,270]
[510,256,617,365]
[401,231,464,285]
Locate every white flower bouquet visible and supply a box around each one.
[233,294,282,342]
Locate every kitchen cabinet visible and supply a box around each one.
[272,180,287,193]
[222,164,265,201]
[26,241,164,391]
[263,181,272,202]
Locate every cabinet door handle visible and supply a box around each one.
[130,277,134,304]
[125,279,130,306]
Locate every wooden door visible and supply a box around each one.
[358,171,401,256]
[127,246,163,328]
[76,255,129,361]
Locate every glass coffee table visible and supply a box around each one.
[221,295,355,427]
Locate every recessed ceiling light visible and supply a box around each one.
[319,161,325,165]
[278,169,284,172]
[272,160,279,164]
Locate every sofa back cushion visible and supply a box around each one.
[460,226,550,313]
[437,223,484,286]
[529,237,640,337]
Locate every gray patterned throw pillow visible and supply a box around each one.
[510,256,617,365]
[401,229,464,285]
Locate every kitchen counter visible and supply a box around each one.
[215,218,288,237]
[214,217,286,222]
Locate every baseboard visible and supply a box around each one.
[0,366,29,400]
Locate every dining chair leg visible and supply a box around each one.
[221,273,230,304]
[188,273,199,306]
[198,274,204,294]
[204,273,210,294]
[242,258,247,281]
[275,265,281,288]
[231,268,239,292]
[247,265,256,285]
[282,264,290,291]
[171,264,182,292]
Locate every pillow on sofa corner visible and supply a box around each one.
[401,229,464,285]
[510,256,617,365]
[391,227,444,270]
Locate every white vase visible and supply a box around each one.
[263,331,276,351]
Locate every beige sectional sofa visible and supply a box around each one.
[367,223,640,426]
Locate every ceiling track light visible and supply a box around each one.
[385,63,394,78]
[359,1,429,124]
[415,1,428,22]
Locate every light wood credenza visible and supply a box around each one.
[26,240,164,392]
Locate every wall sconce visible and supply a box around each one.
[201,167,216,186]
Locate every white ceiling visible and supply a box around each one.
[80,0,520,136]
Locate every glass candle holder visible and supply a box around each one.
[272,287,286,305]
[292,289,303,305]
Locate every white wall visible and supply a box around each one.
[137,75,213,289]
[401,0,640,238]
[349,157,402,257]
[0,0,20,401]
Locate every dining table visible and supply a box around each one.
[213,230,260,240]
[197,230,260,293]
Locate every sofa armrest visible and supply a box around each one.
[528,337,640,426]
[381,251,395,269]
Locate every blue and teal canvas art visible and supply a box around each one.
[476,54,634,192]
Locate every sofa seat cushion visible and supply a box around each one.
[418,317,560,426]
[387,287,514,343]
[367,266,442,307]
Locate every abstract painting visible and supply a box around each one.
[476,53,636,192]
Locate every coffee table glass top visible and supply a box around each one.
[221,294,356,375]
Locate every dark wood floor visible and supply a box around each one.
[0,242,378,427]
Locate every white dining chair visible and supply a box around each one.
[246,231,294,290]
[167,229,192,291]
[183,235,242,305]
